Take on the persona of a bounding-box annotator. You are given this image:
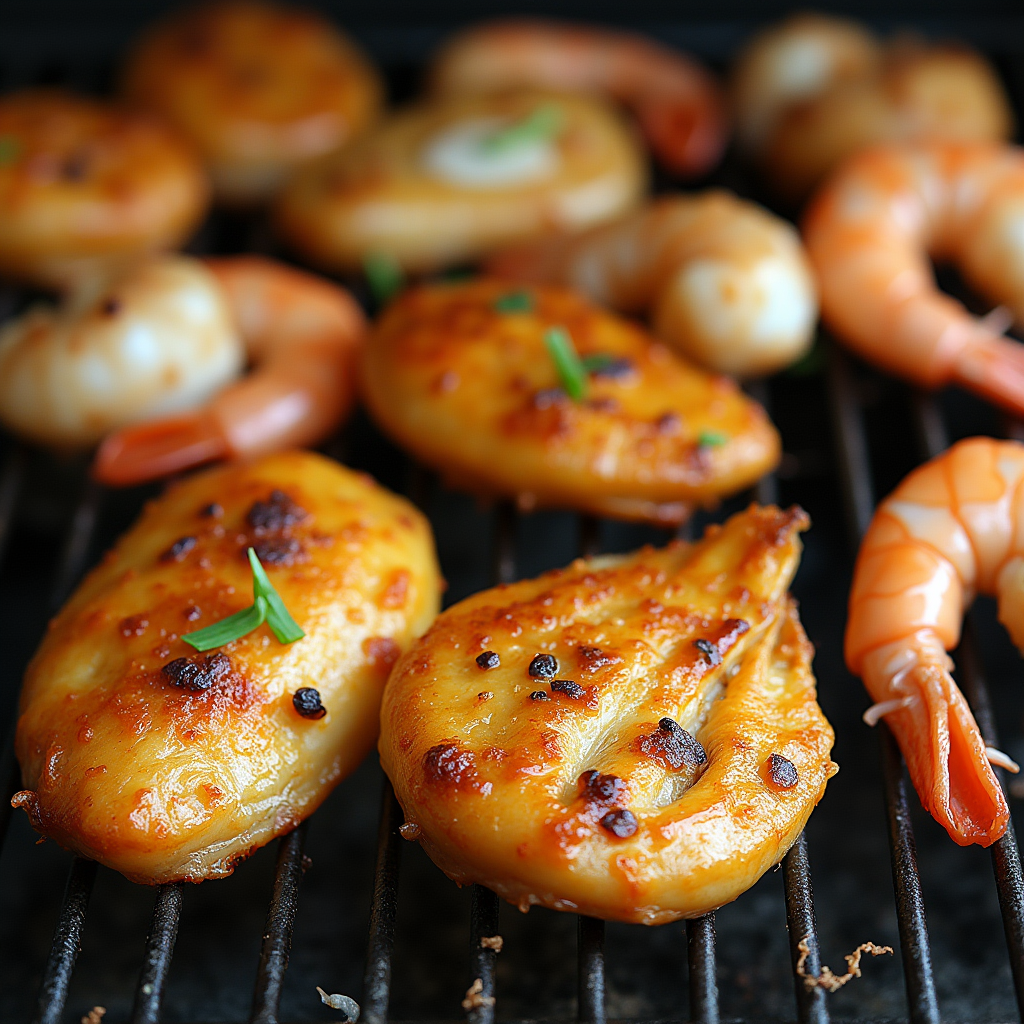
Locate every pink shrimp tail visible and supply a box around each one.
[93,411,228,486]
[872,657,1008,847]
[953,332,1024,417]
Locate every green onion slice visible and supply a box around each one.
[182,548,305,652]
[480,104,564,155]
[494,290,534,313]
[363,252,404,306]
[0,136,19,165]
[545,326,588,402]
[696,429,729,448]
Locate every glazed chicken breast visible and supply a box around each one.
[13,451,440,884]
[380,504,836,923]
[362,280,780,525]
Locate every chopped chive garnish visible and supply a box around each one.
[580,353,615,373]
[479,104,564,155]
[494,290,533,313]
[696,429,729,448]
[545,326,588,402]
[0,136,19,165]
[363,252,404,306]
[182,547,304,651]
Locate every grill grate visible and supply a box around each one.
[2,8,1024,1022]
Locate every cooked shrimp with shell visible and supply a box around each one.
[361,279,780,525]
[846,437,1024,848]
[123,0,383,205]
[274,90,646,274]
[0,254,364,484]
[732,14,1013,200]
[12,450,441,884]
[381,503,836,923]
[804,141,1024,417]
[488,191,818,377]
[0,89,208,290]
[429,19,726,178]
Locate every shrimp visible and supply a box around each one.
[732,16,1012,199]
[0,255,243,449]
[486,192,818,377]
[94,256,365,486]
[429,19,727,178]
[803,141,1024,417]
[845,437,1024,847]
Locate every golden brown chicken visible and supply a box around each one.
[380,504,836,923]
[123,0,383,205]
[274,90,647,273]
[0,90,208,290]
[12,451,440,884]
[361,280,780,524]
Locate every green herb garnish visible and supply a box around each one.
[545,326,588,402]
[0,136,19,165]
[480,104,564,155]
[182,547,304,651]
[363,252,404,306]
[494,290,534,313]
[696,429,729,448]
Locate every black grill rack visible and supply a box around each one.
[2,6,1024,1023]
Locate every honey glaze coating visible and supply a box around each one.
[380,504,837,923]
[13,451,441,883]
[362,280,780,525]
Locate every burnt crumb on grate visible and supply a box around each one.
[528,653,557,677]
[766,753,799,789]
[315,987,359,1020]
[462,978,495,1011]
[480,934,504,952]
[80,1008,106,1024]
[796,937,893,992]
[161,651,231,692]
[600,808,638,838]
[550,679,584,699]
[638,717,707,770]
[293,687,327,719]
[247,490,307,532]
[160,535,196,562]
[476,650,500,669]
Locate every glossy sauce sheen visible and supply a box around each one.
[362,280,780,524]
[13,451,440,883]
[380,505,836,923]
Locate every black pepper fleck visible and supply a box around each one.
[529,691,551,701]
[551,679,584,699]
[293,687,327,719]
[766,753,799,789]
[600,808,638,838]
[693,638,722,666]
[476,651,500,670]
[252,537,303,565]
[247,490,307,532]
[161,651,230,692]
[161,535,196,562]
[528,653,558,678]
[590,357,634,380]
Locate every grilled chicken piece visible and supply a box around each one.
[380,504,836,923]
[13,451,440,884]
[362,280,780,525]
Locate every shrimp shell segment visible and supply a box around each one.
[380,504,836,923]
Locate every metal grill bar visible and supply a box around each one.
[49,477,104,612]
[32,857,98,1024]
[825,345,940,1024]
[909,394,1024,1019]
[0,441,25,569]
[467,886,499,1024]
[360,781,403,1024]
[782,835,828,1024]
[249,824,309,1024]
[130,883,184,1024]
[686,915,719,1024]
[577,916,606,1024]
